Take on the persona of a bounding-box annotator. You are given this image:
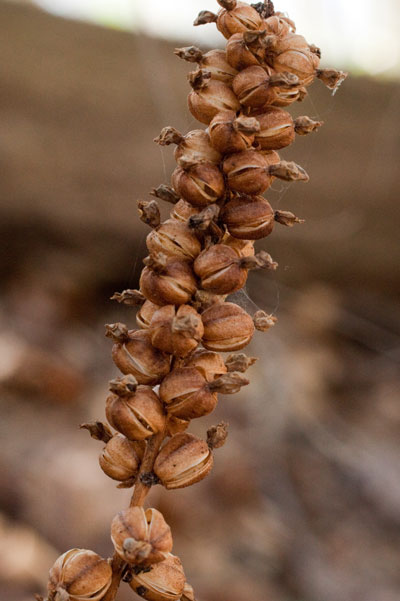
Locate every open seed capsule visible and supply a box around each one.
[140,255,197,306]
[150,305,204,357]
[146,219,201,262]
[216,0,264,39]
[129,553,186,601]
[111,507,172,566]
[201,302,255,351]
[48,549,112,601]
[194,244,248,295]
[222,195,275,240]
[154,433,213,490]
[106,379,166,441]
[268,34,320,86]
[155,126,221,166]
[222,149,273,195]
[99,434,141,482]
[188,69,240,125]
[172,161,225,208]
[111,329,170,385]
[264,14,296,37]
[233,65,299,108]
[175,46,238,85]
[209,111,259,155]
[226,31,265,70]
[159,367,217,420]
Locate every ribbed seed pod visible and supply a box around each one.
[155,126,221,166]
[266,83,308,107]
[222,194,275,240]
[233,65,299,108]
[216,0,264,39]
[99,434,141,482]
[182,348,227,382]
[171,161,225,208]
[106,380,166,441]
[226,31,265,70]
[137,300,161,329]
[154,433,213,490]
[140,255,197,306]
[209,111,260,154]
[194,244,248,294]
[175,46,238,84]
[146,219,201,262]
[149,305,204,357]
[264,14,296,37]
[255,107,323,150]
[201,301,255,351]
[129,554,186,601]
[111,507,173,566]
[48,549,112,601]
[222,149,273,195]
[268,34,320,86]
[111,329,170,385]
[188,69,240,125]
[159,367,217,420]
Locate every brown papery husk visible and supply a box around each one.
[188,74,240,124]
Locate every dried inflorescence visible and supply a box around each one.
[40,2,346,601]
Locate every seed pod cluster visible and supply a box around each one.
[44,4,346,601]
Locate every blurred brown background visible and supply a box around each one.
[1,2,400,601]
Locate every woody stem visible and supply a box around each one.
[101,428,166,601]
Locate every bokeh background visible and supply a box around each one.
[1,1,400,600]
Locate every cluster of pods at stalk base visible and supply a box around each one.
[44,3,346,601]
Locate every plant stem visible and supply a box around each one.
[101,428,166,601]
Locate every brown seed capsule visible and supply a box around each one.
[171,161,225,208]
[146,219,201,262]
[265,83,308,107]
[182,348,227,382]
[111,507,173,566]
[155,127,221,166]
[149,305,204,357]
[188,69,240,125]
[48,549,112,601]
[175,46,238,85]
[137,300,162,329]
[226,31,266,71]
[223,151,308,195]
[233,65,299,108]
[154,433,213,489]
[255,106,296,149]
[111,329,170,385]
[169,199,200,224]
[129,554,186,601]
[106,377,166,440]
[216,0,264,39]
[222,194,275,240]
[194,244,276,294]
[222,149,272,195]
[201,301,255,352]
[99,433,141,483]
[140,255,197,306]
[268,34,320,86]
[159,367,218,420]
[209,111,260,155]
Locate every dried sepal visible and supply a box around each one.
[176,47,238,85]
[111,507,173,566]
[294,115,323,135]
[111,289,145,307]
[225,353,257,373]
[151,185,180,205]
[138,200,161,229]
[154,433,213,490]
[80,421,113,443]
[251,0,275,19]
[316,68,348,92]
[268,160,309,182]
[48,549,112,601]
[208,372,249,394]
[170,200,200,224]
[240,250,278,271]
[207,422,229,450]
[194,10,217,26]
[192,289,226,312]
[188,204,220,233]
[253,310,277,331]
[274,210,304,227]
[105,322,129,343]
[130,554,186,601]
